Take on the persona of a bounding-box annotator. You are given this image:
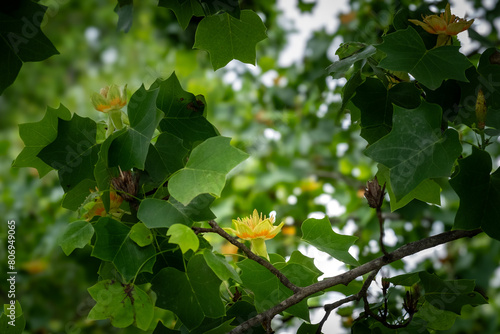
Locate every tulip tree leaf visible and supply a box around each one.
[145,132,188,184]
[13,105,71,177]
[364,102,462,201]
[154,73,218,149]
[352,78,421,144]
[130,223,153,247]
[37,113,100,193]
[237,259,310,321]
[193,10,267,70]
[59,220,94,255]
[274,251,323,287]
[92,217,156,282]
[202,249,241,283]
[0,0,59,95]
[377,164,440,211]
[0,301,26,333]
[88,280,154,331]
[152,254,225,330]
[61,179,97,211]
[108,85,163,170]
[419,272,487,315]
[376,27,471,90]
[168,136,249,205]
[167,224,199,253]
[137,195,215,228]
[449,147,500,240]
[416,303,458,331]
[198,0,240,18]
[115,0,133,33]
[301,216,359,266]
[158,0,204,30]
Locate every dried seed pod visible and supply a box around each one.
[111,168,138,203]
[364,177,386,209]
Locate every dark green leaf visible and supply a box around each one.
[301,216,359,266]
[376,27,471,90]
[38,113,100,192]
[92,217,156,281]
[419,271,487,315]
[154,73,218,149]
[449,147,500,240]
[62,178,97,211]
[13,105,71,177]
[275,251,323,287]
[387,272,420,286]
[145,132,188,184]
[138,195,215,228]
[115,0,134,33]
[199,0,240,19]
[168,136,249,205]
[152,254,225,330]
[158,0,204,30]
[193,10,267,70]
[88,280,154,330]
[364,101,462,201]
[237,259,310,321]
[0,0,59,94]
[108,85,163,170]
[58,220,94,255]
[0,301,25,334]
[416,302,457,331]
[202,249,241,283]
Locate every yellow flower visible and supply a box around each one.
[226,209,284,240]
[91,84,127,113]
[225,209,284,260]
[409,4,473,46]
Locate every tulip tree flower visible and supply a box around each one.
[408,4,474,47]
[82,188,124,221]
[91,84,128,136]
[225,209,284,260]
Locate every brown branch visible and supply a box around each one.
[377,207,388,256]
[316,269,379,334]
[229,228,482,334]
[207,220,301,294]
[191,227,216,235]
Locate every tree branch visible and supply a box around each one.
[206,220,301,294]
[229,228,482,334]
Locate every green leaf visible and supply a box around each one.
[387,272,420,287]
[275,251,323,287]
[152,254,225,330]
[202,249,241,283]
[0,301,26,334]
[62,178,97,211]
[130,223,153,247]
[92,217,156,282]
[38,113,100,192]
[416,302,457,331]
[145,132,188,184]
[202,318,236,334]
[58,220,94,255]
[168,136,249,205]
[167,224,199,253]
[301,216,359,266]
[377,164,440,211]
[364,101,462,201]
[13,105,71,177]
[449,147,500,240]
[237,259,310,321]
[115,0,133,33]
[352,78,421,144]
[158,0,204,30]
[154,73,218,149]
[108,85,163,170]
[327,45,376,78]
[0,1,59,94]
[199,0,240,19]
[376,27,471,90]
[138,195,215,228]
[88,280,154,330]
[193,10,267,70]
[419,271,487,315]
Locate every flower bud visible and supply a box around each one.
[91,84,127,113]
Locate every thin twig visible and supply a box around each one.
[207,220,301,294]
[316,269,379,334]
[229,228,482,334]
[191,226,216,234]
[376,207,388,256]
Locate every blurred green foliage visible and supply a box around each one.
[1,0,500,333]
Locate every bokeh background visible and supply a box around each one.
[1,0,500,333]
